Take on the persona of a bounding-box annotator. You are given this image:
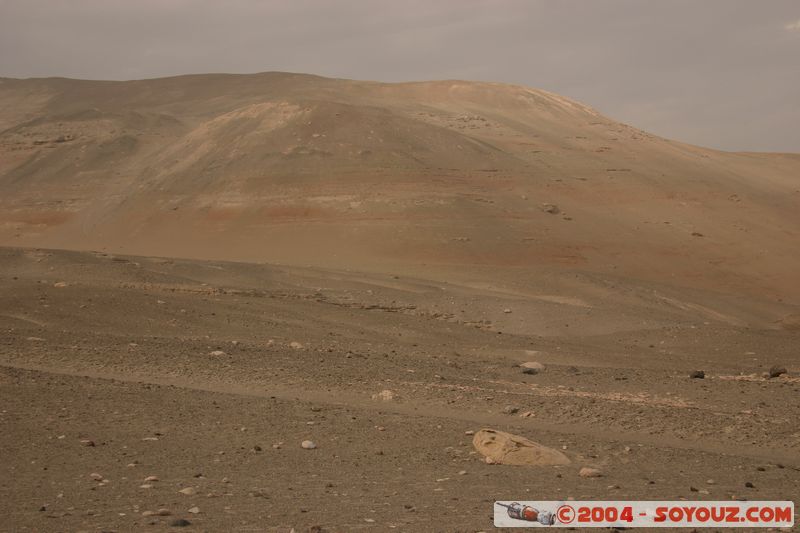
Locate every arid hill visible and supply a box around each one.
[1,73,799,531]
[1,73,798,320]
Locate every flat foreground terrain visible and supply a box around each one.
[1,247,798,531]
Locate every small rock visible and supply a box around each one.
[458,470,467,475]
[301,440,317,450]
[464,430,475,435]
[187,506,200,514]
[372,389,395,401]
[142,510,156,517]
[579,467,603,478]
[520,361,546,371]
[144,475,159,482]
[53,281,68,288]
[289,341,304,349]
[503,308,512,314]
[768,366,787,378]
[690,486,698,492]
[169,518,191,527]
[501,405,520,415]
[689,370,705,379]
[744,482,755,488]
[519,411,535,418]
[80,439,95,447]
[209,350,226,356]
[178,487,196,495]
[706,479,716,485]
[157,509,172,516]
[139,484,153,489]
[89,473,103,481]
[540,203,560,214]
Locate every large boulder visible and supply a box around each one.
[472,429,570,466]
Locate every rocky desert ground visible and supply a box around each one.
[0,73,798,531]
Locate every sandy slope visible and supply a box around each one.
[1,73,799,311]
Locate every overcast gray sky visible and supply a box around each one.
[1,0,798,153]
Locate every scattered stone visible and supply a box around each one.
[142,510,156,517]
[178,487,197,496]
[139,484,153,489]
[187,506,200,514]
[458,470,467,475]
[519,411,535,418]
[53,281,68,288]
[501,405,520,415]
[372,389,395,401]
[540,203,560,214]
[301,440,317,450]
[144,475,159,482]
[289,341,304,349]
[169,518,191,527]
[706,479,716,485]
[80,439,95,447]
[89,473,103,481]
[503,308,512,314]
[473,429,570,466]
[209,350,226,356]
[464,430,475,435]
[520,361,546,372]
[579,467,603,478]
[768,366,787,378]
[689,370,705,379]
[157,509,172,516]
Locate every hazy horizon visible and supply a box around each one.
[1,0,799,153]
